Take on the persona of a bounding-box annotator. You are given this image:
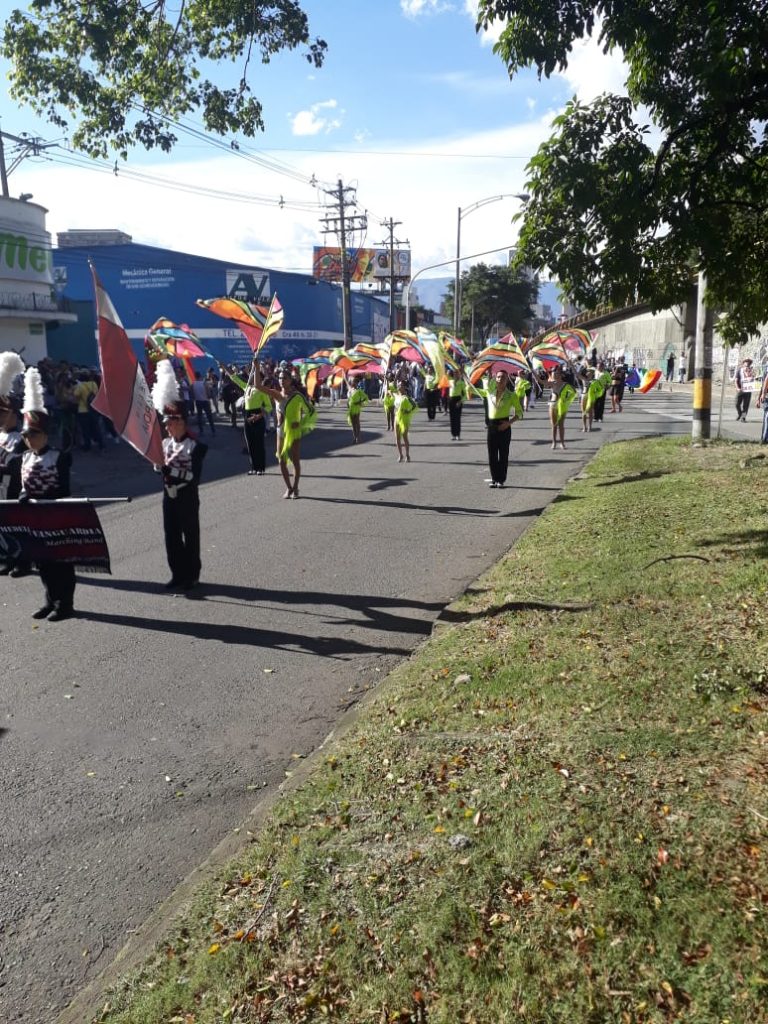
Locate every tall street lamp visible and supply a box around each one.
[404,244,515,332]
[453,193,529,336]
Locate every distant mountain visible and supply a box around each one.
[411,276,453,314]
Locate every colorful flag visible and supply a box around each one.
[90,265,164,465]
[469,336,530,385]
[257,293,285,354]
[196,295,269,352]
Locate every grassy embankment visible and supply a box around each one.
[97,437,768,1024]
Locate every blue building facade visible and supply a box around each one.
[48,242,390,366]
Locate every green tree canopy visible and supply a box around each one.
[2,0,327,157]
[445,263,537,344]
[477,0,768,343]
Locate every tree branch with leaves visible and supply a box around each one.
[2,0,327,158]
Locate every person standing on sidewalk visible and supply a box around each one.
[735,358,755,422]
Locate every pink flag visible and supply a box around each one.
[90,264,164,465]
[254,293,284,354]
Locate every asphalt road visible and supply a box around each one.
[1,391,694,1021]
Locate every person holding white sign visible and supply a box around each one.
[735,358,755,422]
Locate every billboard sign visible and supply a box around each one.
[313,247,410,283]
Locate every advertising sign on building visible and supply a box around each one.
[312,247,410,283]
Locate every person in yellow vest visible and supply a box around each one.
[346,377,369,443]
[481,369,522,488]
[447,369,467,440]
[394,380,417,463]
[423,367,439,420]
[224,359,273,475]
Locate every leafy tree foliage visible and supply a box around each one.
[445,263,537,344]
[477,1,768,343]
[2,0,327,157]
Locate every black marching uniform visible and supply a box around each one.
[20,445,76,615]
[0,421,26,574]
[160,433,207,588]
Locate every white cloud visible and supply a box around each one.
[22,114,552,288]
[289,99,343,137]
[400,0,451,17]
[557,34,628,102]
[469,3,629,101]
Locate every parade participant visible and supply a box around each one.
[549,365,577,449]
[448,369,468,440]
[424,366,439,420]
[481,369,522,488]
[252,362,316,499]
[152,361,208,591]
[382,375,396,431]
[580,366,596,432]
[224,359,272,475]
[0,352,28,577]
[346,376,369,443]
[394,380,417,463]
[18,367,76,620]
[610,358,627,413]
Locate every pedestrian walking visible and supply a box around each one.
[735,358,755,422]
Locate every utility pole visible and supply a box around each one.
[0,130,59,197]
[320,179,366,349]
[692,269,714,441]
[375,218,409,332]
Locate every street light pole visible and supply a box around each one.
[405,244,517,333]
[452,193,529,336]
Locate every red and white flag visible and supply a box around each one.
[90,264,164,465]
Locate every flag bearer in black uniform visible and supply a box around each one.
[0,352,28,576]
[18,367,76,620]
[152,361,207,592]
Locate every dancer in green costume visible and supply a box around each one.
[394,380,417,463]
[382,376,396,431]
[346,378,369,443]
[252,363,316,499]
[548,365,577,450]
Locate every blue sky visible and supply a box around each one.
[0,0,627,292]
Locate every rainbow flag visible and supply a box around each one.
[469,337,530,385]
[196,295,269,352]
[257,293,284,353]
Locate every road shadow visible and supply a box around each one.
[438,598,592,625]
[304,495,499,517]
[81,610,413,659]
[78,580,444,636]
[697,528,768,559]
[594,470,671,487]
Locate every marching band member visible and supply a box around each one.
[152,361,208,591]
[0,352,27,576]
[18,367,76,620]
